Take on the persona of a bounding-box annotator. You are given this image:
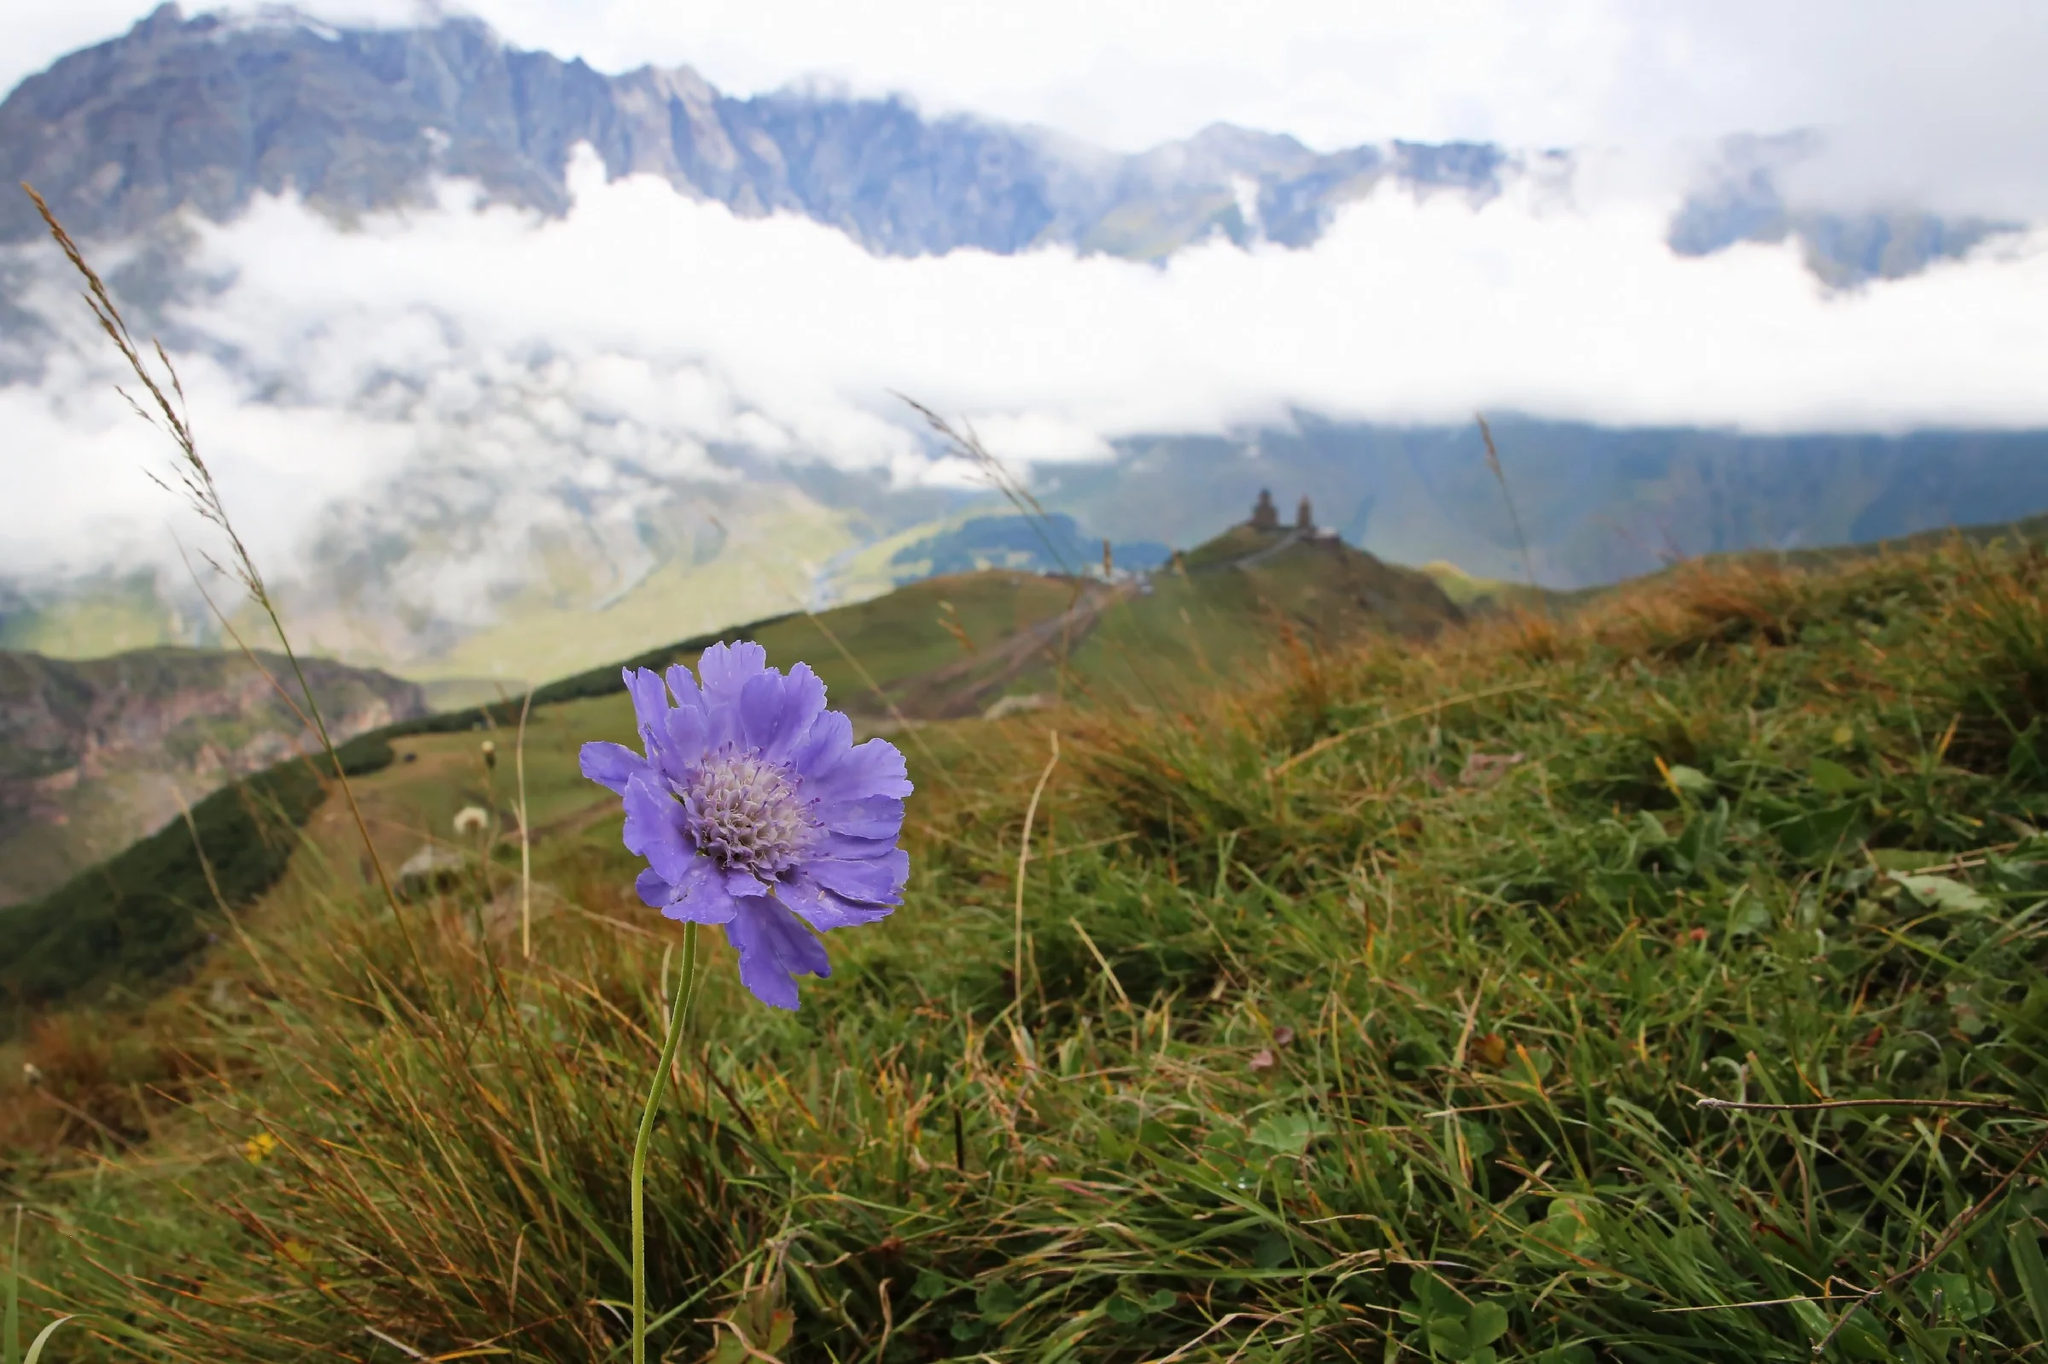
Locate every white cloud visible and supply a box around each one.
[6,147,2048,592]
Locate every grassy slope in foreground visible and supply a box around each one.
[7,537,2048,1361]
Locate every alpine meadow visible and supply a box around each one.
[8,5,2048,1363]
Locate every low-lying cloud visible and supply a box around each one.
[6,146,2048,588]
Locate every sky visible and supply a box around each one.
[5,0,2047,215]
[3,1,2046,614]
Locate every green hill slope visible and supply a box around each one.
[0,517,1461,1018]
[9,528,2048,1362]
[0,646,425,906]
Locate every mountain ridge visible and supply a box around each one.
[0,3,1500,263]
[0,4,2007,282]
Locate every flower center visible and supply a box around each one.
[679,749,811,878]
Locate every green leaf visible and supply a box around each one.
[1541,1198,1600,1250]
[1105,1295,1145,1325]
[1248,1111,1327,1154]
[1666,763,1715,795]
[1871,848,1949,872]
[1893,873,1992,912]
[1424,1314,1472,1355]
[1772,802,1860,859]
[976,1279,1021,1317]
[1145,1289,1177,1311]
[912,1269,948,1300]
[1916,1272,1993,1322]
[1466,1302,1510,1349]
[1808,756,1859,793]
[2008,1225,2048,1341]
[1410,1274,1463,1316]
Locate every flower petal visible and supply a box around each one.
[814,794,904,841]
[725,868,771,899]
[695,641,770,705]
[635,867,672,909]
[580,741,648,795]
[809,736,913,803]
[791,708,854,772]
[622,774,696,886]
[659,858,739,925]
[779,874,896,931]
[723,896,831,1010]
[809,831,899,862]
[740,664,827,762]
[659,704,711,777]
[625,668,671,753]
[805,848,910,905]
[663,663,703,710]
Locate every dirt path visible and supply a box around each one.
[894,579,1135,718]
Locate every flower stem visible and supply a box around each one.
[631,921,700,1364]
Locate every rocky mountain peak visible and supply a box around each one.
[3,5,2007,281]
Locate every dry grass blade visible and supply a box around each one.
[1476,413,1539,592]
[1014,730,1061,1010]
[20,181,406,925]
[895,391,1075,576]
[515,687,535,960]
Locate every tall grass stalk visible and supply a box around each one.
[4,1210,74,1364]
[1476,412,1539,592]
[1014,730,1061,1011]
[632,926,702,1364]
[22,183,403,920]
[514,687,535,958]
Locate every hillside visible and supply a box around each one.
[11,422,2046,694]
[521,510,1462,725]
[1047,420,2048,591]
[0,645,424,905]
[0,507,1459,1022]
[4,532,2047,1361]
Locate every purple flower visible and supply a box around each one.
[579,642,911,1009]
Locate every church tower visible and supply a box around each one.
[1249,489,1280,531]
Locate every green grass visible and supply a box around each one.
[0,646,422,907]
[5,540,2048,1361]
[0,732,392,1027]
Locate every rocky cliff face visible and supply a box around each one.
[1,6,2005,282]
[0,645,426,904]
[0,3,1504,263]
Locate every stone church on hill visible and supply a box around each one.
[1248,489,1316,532]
